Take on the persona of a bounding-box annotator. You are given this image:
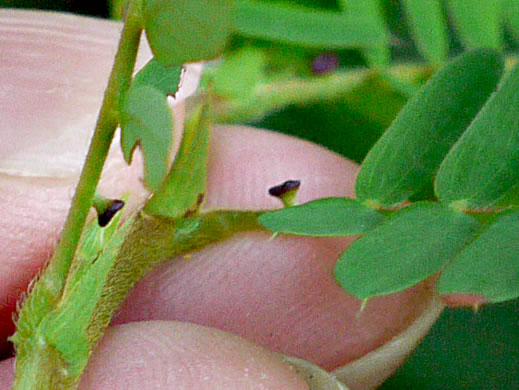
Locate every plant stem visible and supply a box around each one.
[47,1,143,288]
[12,2,143,389]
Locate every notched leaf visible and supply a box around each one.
[120,85,174,191]
[133,58,183,98]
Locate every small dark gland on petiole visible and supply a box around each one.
[269,180,301,197]
[97,199,125,227]
[268,180,301,208]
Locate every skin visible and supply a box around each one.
[0,10,476,390]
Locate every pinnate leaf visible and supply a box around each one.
[435,60,519,209]
[258,197,385,236]
[143,0,232,66]
[355,49,504,207]
[120,85,173,191]
[437,209,519,302]
[334,202,480,299]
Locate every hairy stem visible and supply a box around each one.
[48,0,143,287]
[12,2,143,389]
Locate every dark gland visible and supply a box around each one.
[268,180,301,197]
[98,199,125,227]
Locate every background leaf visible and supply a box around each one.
[355,50,504,207]
[445,0,502,49]
[258,197,385,236]
[133,58,182,97]
[338,0,390,67]
[213,47,265,99]
[334,202,480,299]
[120,85,173,191]
[503,0,519,41]
[435,60,519,209]
[437,209,519,302]
[143,0,231,65]
[232,0,386,49]
[400,0,449,63]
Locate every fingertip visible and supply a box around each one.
[79,321,309,390]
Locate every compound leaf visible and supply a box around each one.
[258,197,385,236]
[355,49,503,207]
[437,209,519,303]
[334,202,480,299]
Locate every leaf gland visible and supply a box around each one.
[93,196,125,227]
[268,180,301,208]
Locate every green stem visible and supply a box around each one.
[12,2,143,389]
[47,1,143,287]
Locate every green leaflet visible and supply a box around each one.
[437,209,519,302]
[133,58,182,97]
[143,0,232,66]
[355,50,504,207]
[258,197,385,236]
[401,0,449,63]
[334,202,480,299]
[120,85,173,191]
[213,47,265,99]
[435,60,519,209]
[144,101,210,218]
[232,0,386,49]
[503,0,519,41]
[338,0,390,67]
[445,0,502,49]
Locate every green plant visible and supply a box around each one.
[5,0,519,389]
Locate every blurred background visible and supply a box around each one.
[1,1,518,388]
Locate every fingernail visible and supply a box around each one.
[280,354,350,390]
